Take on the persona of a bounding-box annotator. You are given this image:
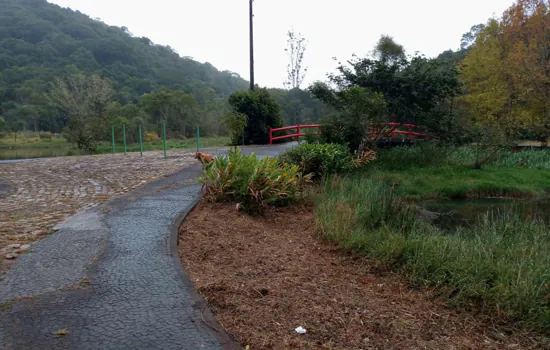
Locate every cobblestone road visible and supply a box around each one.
[0,151,196,274]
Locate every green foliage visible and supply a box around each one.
[493,150,550,170]
[0,117,9,132]
[310,84,388,151]
[373,35,406,65]
[318,174,550,331]
[139,87,201,137]
[198,149,310,214]
[12,120,25,132]
[49,74,114,152]
[0,0,248,133]
[369,146,550,200]
[0,1,334,137]
[461,1,550,141]
[220,111,248,146]
[375,143,550,171]
[312,36,462,140]
[280,143,357,178]
[303,129,321,144]
[228,89,283,145]
[268,87,333,125]
[374,143,454,170]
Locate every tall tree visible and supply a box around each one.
[140,88,174,125]
[310,83,388,151]
[49,74,115,152]
[462,1,550,140]
[284,29,308,89]
[228,88,283,145]
[461,20,517,131]
[460,24,486,50]
[325,35,461,133]
[503,0,550,138]
[170,90,200,137]
[373,35,406,66]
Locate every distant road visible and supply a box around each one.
[0,142,300,165]
[0,158,36,164]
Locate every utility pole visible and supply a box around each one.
[249,0,255,90]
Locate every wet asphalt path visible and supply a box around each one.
[0,143,296,350]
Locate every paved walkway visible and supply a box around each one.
[0,144,295,350]
[0,150,196,275]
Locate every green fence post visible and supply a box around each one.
[196,126,200,152]
[163,123,167,159]
[139,124,143,157]
[122,124,127,154]
[111,125,116,154]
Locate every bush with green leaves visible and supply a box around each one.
[309,85,388,152]
[280,143,358,179]
[198,149,310,214]
[228,88,283,145]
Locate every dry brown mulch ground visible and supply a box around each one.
[179,202,544,350]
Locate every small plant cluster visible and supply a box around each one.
[198,149,311,214]
[144,131,160,143]
[280,143,376,179]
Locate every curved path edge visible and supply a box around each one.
[168,191,239,350]
[0,162,237,349]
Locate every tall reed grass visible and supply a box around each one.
[317,175,550,331]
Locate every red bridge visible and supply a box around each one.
[269,122,437,144]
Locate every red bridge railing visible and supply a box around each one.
[269,122,436,144]
[269,124,321,144]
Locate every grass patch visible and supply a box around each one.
[0,134,230,160]
[369,145,550,199]
[369,166,550,200]
[376,144,550,170]
[317,175,550,332]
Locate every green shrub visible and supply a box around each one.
[280,143,359,179]
[198,149,310,214]
[144,132,160,143]
[228,88,283,145]
[303,128,322,144]
[493,150,550,170]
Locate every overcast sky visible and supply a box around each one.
[48,0,515,88]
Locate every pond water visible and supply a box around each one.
[421,198,550,230]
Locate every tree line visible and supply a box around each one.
[461,0,550,141]
[225,0,549,150]
[2,0,547,153]
[0,0,326,144]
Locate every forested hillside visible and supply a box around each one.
[0,0,252,132]
[0,0,331,137]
